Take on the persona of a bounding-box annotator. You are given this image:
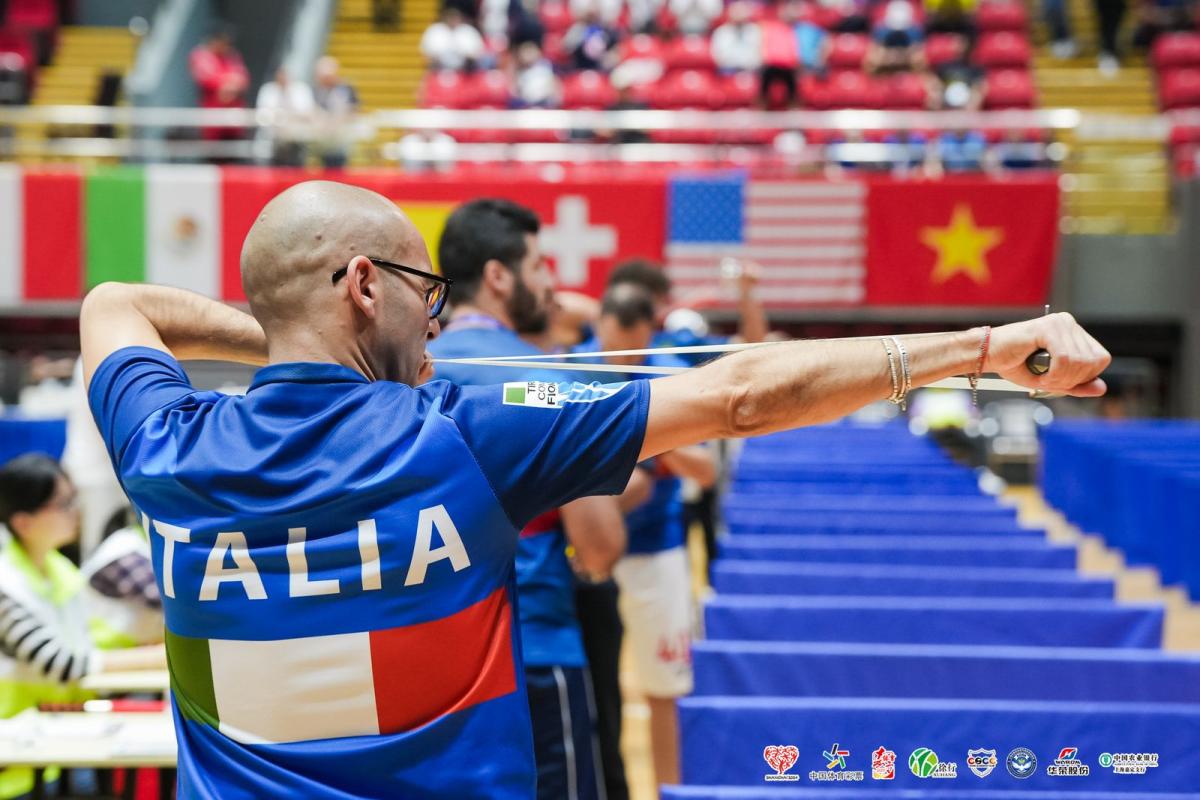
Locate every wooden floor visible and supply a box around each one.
[619,488,1200,800]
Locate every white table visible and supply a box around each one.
[81,670,170,696]
[0,709,176,799]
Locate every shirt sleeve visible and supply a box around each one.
[432,378,651,528]
[87,346,195,465]
[0,590,94,684]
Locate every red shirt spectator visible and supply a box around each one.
[189,30,249,141]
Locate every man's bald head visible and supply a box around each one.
[241,181,430,331]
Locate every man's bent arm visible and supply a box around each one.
[561,495,627,578]
[639,314,1111,461]
[81,283,268,390]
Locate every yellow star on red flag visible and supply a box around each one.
[919,204,1004,285]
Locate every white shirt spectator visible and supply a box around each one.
[420,16,486,71]
[711,21,763,71]
[669,0,722,34]
[570,0,624,26]
[256,72,316,143]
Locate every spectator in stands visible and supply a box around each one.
[930,127,988,172]
[510,41,561,106]
[627,0,667,33]
[189,27,249,144]
[926,33,984,110]
[711,1,763,73]
[599,65,653,143]
[1132,0,1197,50]
[397,130,459,171]
[791,0,831,74]
[1043,0,1078,58]
[990,129,1051,171]
[510,0,547,49]
[0,454,165,799]
[571,0,624,26]
[866,0,926,73]
[0,52,27,105]
[564,9,620,71]
[313,56,360,169]
[759,7,802,108]
[373,0,401,29]
[420,7,486,72]
[670,0,723,35]
[255,67,316,167]
[822,0,872,33]
[1094,0,1127,74]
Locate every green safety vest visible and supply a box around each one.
[0,538,93,798]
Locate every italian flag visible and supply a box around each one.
[165,586,516,745]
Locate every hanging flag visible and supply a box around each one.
[864,177,1059,306]
[663,173,867,307]
[23,168,82,300]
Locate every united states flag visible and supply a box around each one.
[664,175,866,306]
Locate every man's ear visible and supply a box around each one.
[346,255,379,319]
[482,259,513,297]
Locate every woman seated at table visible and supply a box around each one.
[0,453,164,800]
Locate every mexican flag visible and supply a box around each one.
[0,164,228,304]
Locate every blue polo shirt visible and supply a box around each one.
[88,345,648,799]
[429,318,590,668]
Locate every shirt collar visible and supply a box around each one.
[249,361,371,390]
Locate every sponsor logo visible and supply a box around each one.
[871,746,896,780]
[1097,752,1159,775]
[1007,748,1038,779]
[966,748,999,778]
[1047,747,1090,777]
[501,381,623,408]
[910,748,958,779]
[763,745,800,782]
[810,743,864,782]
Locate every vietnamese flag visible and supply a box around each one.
[864,177,1059,306]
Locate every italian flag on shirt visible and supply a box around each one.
[164,586,517,745]
[0,164,223,303]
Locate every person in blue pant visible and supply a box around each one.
[428,198,631,800]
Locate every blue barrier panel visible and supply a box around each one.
[703,596,1163,648]
[691,641,1200,702]
[729,481,983,497]
[679,696,1199,790]
[722,494,1014,517]
[711,562,1114,599]
[717,536,1077,570]
[0,416,67,464]
[664,788,1200,799]
[733,465,974,485]
[724,512,1036,538]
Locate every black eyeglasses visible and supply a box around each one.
[332,258,453,319]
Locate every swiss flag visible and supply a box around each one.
[220,168,666,302]
[864,176,1059,306]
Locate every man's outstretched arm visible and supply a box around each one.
[81,283,268,390]
[639,314,1110,461]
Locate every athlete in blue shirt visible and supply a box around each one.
[429,199,626,800]
[80,179,1110,799]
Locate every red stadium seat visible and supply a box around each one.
[884,71,928,109]
[1169,125,1200,145]
[0,28,34,69]
[984,69,1036,109]
[721,71,759,108]
[419,71,468,108]
[561,70,617,109]
[827,33,869,71]
[1152,33,1200,71]
[539,1,573,34]
[655,69,723,109]
[665,35,716,72]
[925,33,964,68]
[976,1,1028,32]
[823,70,883,109]
[543,32,567,65]
[4,0,57,29]
[468,70,512,108]
[621,34,665,63]
[1160,68,1200,109]
[975,31,1032,69]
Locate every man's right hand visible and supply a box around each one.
[987,313,1111,398]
